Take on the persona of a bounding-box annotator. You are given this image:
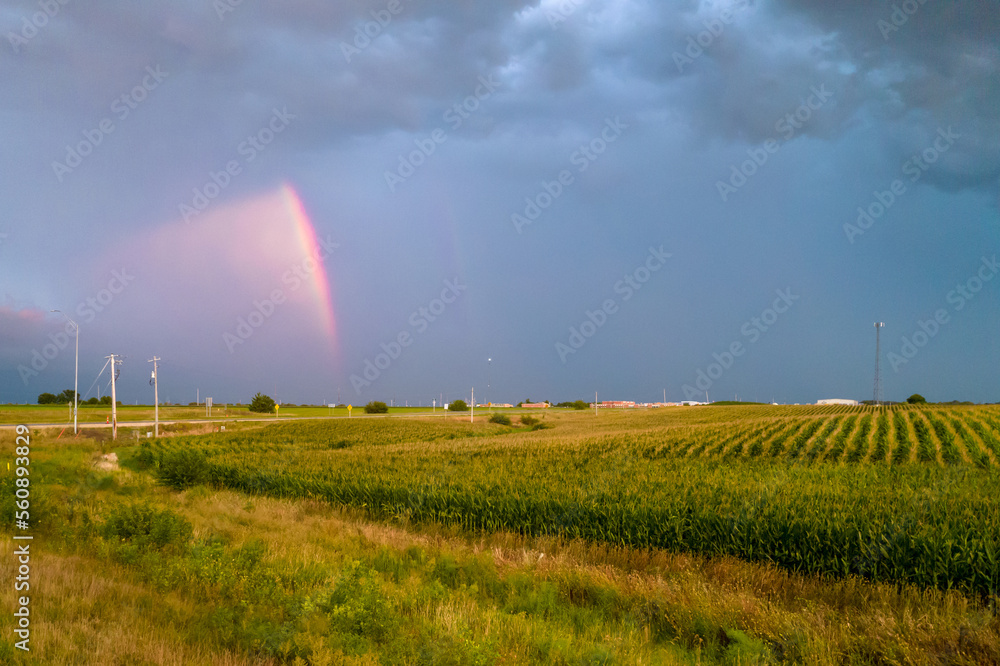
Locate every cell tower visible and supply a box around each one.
[873,322,885,407]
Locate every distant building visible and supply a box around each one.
[816,399,859,406]
[593,401,636,409]
[521,402,549,409]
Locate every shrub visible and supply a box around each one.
[907,394,927,404]
[320,561,397,643]
[101,503,192,551]
[554,400,589,409]
[135,442,156,469]
[489,413,512,426]
[364,401,389,414]
[157,449,210,490]
[449,399,469,412]
[520,415,540,427]
[249,392,276,413]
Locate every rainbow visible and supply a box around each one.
[280,183,338,344]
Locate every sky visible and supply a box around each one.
[1,0,998,407]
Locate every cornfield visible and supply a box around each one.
[143,404,1000,598]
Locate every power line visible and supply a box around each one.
[82,356,112,401]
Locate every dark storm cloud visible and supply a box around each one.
[772,0,1000,191]
[1,0,997,405]
[8,0,991,192]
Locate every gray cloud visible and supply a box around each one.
[1,0,996,404]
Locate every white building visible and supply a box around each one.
[816,398,859,406]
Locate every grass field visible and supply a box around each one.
[2,405,999,664]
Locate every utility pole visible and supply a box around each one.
[595,391,598,416]
[470,387,474,423]
[107,354,122,440]
[148,356,160,437]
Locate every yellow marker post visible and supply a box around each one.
[348,404,352,418]
[275,404,279,418]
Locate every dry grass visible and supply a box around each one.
[0,541,271,666]
[179,488,1000,664]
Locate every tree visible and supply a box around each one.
[364,401,388,414]
[249,392,276,413]
[907,394,927,404]
[57,389,79,404]
[449,399,469,412]
[37,393,57,404]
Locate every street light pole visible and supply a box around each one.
[51,310,78,435]
[148,356,160,437]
